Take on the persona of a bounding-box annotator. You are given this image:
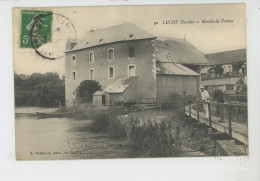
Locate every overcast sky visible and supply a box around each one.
[13,4,246,76]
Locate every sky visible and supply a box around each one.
[13,4,246,76]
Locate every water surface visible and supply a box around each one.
[15,107,130,160]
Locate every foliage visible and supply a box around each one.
[89,106,128,138]
[90,111,110,133]
[14,73,65,107]
[209,65,224,74]
[76,80,101,103]
[107,117,127,139]
[128,116,181,157]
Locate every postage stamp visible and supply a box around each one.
[20,10,52,48]
[20,10,76,60]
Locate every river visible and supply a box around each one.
[15,107,132,160]
[15,107,210,160]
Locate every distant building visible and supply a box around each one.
[201,49,247,78]
[201,49,247,102]
[64,23,208,107]
[201,77,245,93]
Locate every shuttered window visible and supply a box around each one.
[128,47,135,57]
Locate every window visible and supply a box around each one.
[72,72,76,81]
[71,55,76,61]
[71,55,76,66]
[108,67,114,79]
[90,69,94,80]
[89,51,94,63]
[128,47,135,57]
[128,65,136,77]
[108,48,114,61]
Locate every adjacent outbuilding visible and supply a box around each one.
[93,90,110,106]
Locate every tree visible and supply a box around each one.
[76,80,102,103]
[14,72,65,107]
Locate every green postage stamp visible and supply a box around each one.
[20,10,52,48]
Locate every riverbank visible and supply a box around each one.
[15,107,216,160]
[126,109,216,157]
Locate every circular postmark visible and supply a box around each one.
[30,12,77,60]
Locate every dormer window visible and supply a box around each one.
[108,48,114,61]
[89,51,94,63]
[129,34,134,38]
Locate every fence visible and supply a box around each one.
[180,98,248,137]
[201,72,246,80]
[224,93,247,102]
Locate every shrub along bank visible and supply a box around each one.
[68,104,182,157]
[128,116,181,157]
[87,106,128,139]
[83,106,182,157]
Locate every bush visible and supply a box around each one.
[90,111,110,133]
[128,116,181,157]
[76,80,101,103]
[89,106,128,138]
[107,117,127,139]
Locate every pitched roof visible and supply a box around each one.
[93,90,108,96]
[154,37,209,65]
[205,49,246,65]
[104,76,138,93]
[201,77,243,86]
[156,62,199,76]
[66,23,155,52]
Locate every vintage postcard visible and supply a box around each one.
[13,4,247,160]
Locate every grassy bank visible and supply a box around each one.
[67,106,129,138]
[128,116,181,157]
[66,105,216,157]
